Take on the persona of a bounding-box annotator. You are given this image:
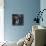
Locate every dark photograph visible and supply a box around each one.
[12,14,24,25]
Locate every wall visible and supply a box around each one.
[4,0,40,42]
[0,0,4,42]
[40,0,46,26]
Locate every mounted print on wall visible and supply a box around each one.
[12,14,24,25]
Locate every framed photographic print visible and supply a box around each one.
[12,14,24,25]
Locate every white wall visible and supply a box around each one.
[40,0,46,26]
[0,0,4,42]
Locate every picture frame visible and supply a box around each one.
[12,14,24,25]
